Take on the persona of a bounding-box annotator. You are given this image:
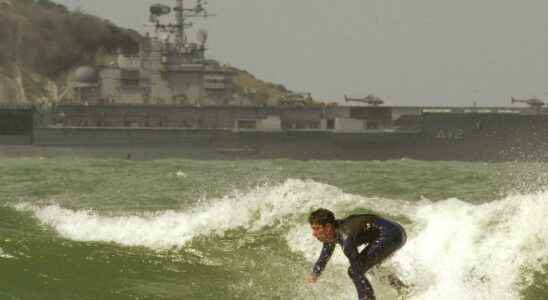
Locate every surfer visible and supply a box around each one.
[307,208,407,300]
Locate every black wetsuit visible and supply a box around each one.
[312,214,407,300]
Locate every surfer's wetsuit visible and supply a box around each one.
[312,214,406,300]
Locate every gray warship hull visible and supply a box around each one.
[1,104,547,161]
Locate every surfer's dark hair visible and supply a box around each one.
[308,208,336,226]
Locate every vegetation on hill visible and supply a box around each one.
[0,0,330,106]
[0,0,139,103]
[230,67,335,106]
[231,68,289,106]
[0,0,139,77]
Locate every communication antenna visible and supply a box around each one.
[148,1,215,48]
[196,29,208,46]
[174,0,214,47]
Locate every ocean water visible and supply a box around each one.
[1,158,547,300]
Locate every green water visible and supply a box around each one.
[1,158,547,299]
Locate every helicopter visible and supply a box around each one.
[344,94,384,106]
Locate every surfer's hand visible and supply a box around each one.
[307,274,318,284]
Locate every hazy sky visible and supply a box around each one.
[52,0,548,106]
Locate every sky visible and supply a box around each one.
[52,0,548,106]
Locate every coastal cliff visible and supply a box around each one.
[0,0,319,106]
[0,0,139,104]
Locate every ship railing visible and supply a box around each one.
[0,103,34,110]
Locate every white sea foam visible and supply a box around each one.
[175,170,187,178]
[13,179,408,249]
[288,190,548,300]
[395,192,548,300]
[0,247,14,259]
[14,179,548,299]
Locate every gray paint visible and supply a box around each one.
[66,2,233,106]
[4,101,548,160]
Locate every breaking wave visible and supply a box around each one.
[14,179,548,299]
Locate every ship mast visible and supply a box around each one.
[173,0,209,48]
[174,0,185,47]
[149,0,210,48]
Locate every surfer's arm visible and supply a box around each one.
[311,242,335,277]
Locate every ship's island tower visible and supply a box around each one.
[97,0,233,106]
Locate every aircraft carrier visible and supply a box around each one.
[1,0,547,161]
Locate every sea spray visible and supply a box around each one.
[13,179,412,249]
[0,247,14,259]
[393,191,548,299]
[288,191,548,299]
[13,179,548,299]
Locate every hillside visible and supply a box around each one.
[0,0,326,106]
[0,0,139,104]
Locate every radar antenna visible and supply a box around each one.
[149,1,215,48]
[196,29,208,47]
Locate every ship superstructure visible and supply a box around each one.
[5,1,548,161]
[71,0,233,106]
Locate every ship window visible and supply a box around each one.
[121,79,140,88]
[327,118,335,129]
[121,70,140,88]
[204,75,226,89]
[237,120,257,129]
[366,121,378,129]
